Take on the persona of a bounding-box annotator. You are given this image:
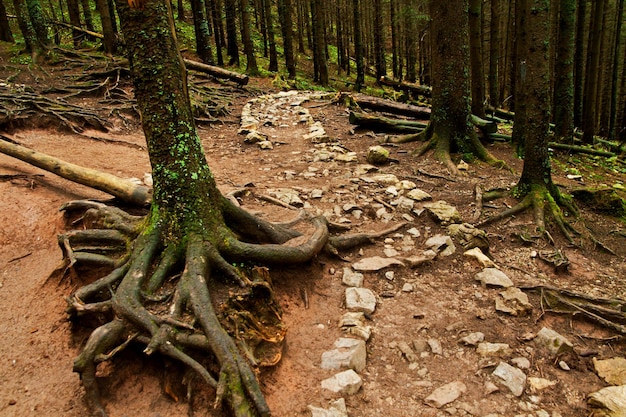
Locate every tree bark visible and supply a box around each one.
[582,0,605,143]
[468,0,485,117]
[225,0,240,65]
[488,0,500,107]
[240,0,258,74]
[278,0,295,78]
[0,0,14,42]
[191,0,214,64]
[346,93,431,118]
[352,0,364,90]
[184,58,250,84]
[553,0,576,143]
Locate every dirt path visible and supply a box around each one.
[1,70,626,417]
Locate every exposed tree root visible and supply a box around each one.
[477,184,579,244]
[521,284,626,336]
[58,192,403,417]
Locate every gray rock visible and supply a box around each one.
[447,223,489,251]
[475,268,514,288]
[423,201,462,225]
[321,370,363,395]
[511,357,531,370]
[345,287,377,314]
[370,173,400,185]
[495,287,532,316]
[492,361,526,396]
[403,250,437,268]
[428,338,443,355]
[321,338,367,372]
[424,381,467,408]
[425,234,456,257]
[406,188,433,202]
[534,327,573,356]
[244,131,268,144]
[342,268,364,287]
[308,399,348,417]
[340,312,372,341]
[477,342,512,357]
[588,385,626,417]
[397,341,419,362]
[268,188,303,207]
[460,332,485,346]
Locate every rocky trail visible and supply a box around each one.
[1,77,626,417]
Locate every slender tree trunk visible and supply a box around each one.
[13,0,35,52]
[469,0,485,117]
[177,0,184,20]
[390,0,398,78]
[295,0,305,52]
[608,0,624,141]
[278,0,295,78]
[488,0,500,107]
[311,0,327,85]
[512,0,527,148]
[353,0,364,90]
[80,0,95,33]
[0,0,15,42]
[517,0,555,193]
[96,0,117,54]
[67,0,84,47]
[240,0,258,74]
[191,0,214,64]
[263,0,277,71]
[553,0,576,142]
[225,0,239,65]
[573,0,586,128]
[107,0,117,32]
[373,0,386,81]
[208,0,224,65]
[582,0,605,143]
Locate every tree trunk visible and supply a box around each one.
[468,0,485,117]
[0,0,14,42]
[191,0,214,64]
[278,0,295,78]
[262,0,277,71]
[608,0,624,141]
[240,0,258,74]
[582,0,605,143]
[67,0,84,47]
[208,0,225,65]
[80,0,95,34]
[553,0,576,143]
[225,0,240,65]
[12,0,36,53]
[517,0,553,188]
[488,0,500,107]
[573,0,586,128]
[25,0,50,50]
[311,0,327,85]
[512,0,527,149]
[352,0,364,90]
[373,0,385,80]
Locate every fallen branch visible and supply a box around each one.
[341,93,431,119]
[184,59,249,85]
[349,111,426,133]
[0,134,151,206]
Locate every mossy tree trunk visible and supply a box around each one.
[393,0,503,175]
[481,0,577,241]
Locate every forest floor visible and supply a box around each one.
[1,50,626,417]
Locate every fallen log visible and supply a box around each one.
[349,111,426,133]
[349,111,497,135]
[183,59,249,85]
[379,76,432,97]
[548,142,614,157]
[343,93,432,119]
[0,134,151,206]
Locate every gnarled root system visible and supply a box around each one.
[57,196,401,417]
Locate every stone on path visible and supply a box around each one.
[492,361,526,396]
[528,377,557,393]
[345,287,377,314]
[340,312,372,341]
[342,268,364,287]
[594,357,626,386]
[423,200,462,225]
[588,385,626,417]
[321,338,367,372]
[308,398,348,417]
[447,223,489,251]
[463,247,496,268]
[406,188,432,202]
[321,370,363,395]
[424,381,467,408]
[352,256,404,271]
[425,234,456,257]
[534,327,573,356]
[477,342,512,357]
[475,267,514,288]
[460,332,485,346]
[495,287,532,316]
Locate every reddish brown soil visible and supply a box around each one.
[1,55,625,417]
